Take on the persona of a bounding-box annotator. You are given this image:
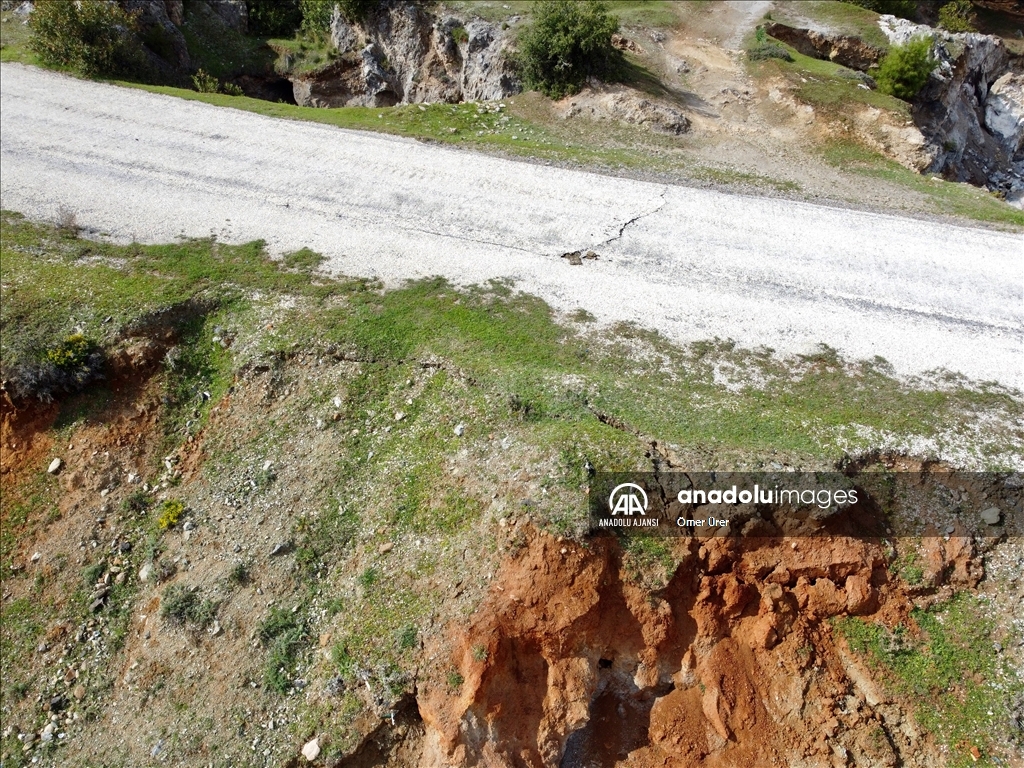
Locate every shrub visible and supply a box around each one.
[245,0,301,37]
[938,0,977,32]
[452,25,469,45]
[3,332,105,403]
[222,82,245,96]
[259,607,306,692]
[157,499,185,529]
[46,333,92,370]
[844,0,917,19]
[30,0,148,78]
[335,0,379,23]
[875,37,935,100]
[160,585,217,628]
[191,68,220,93]
[748,28,794,62]
[517,0,622,99]
[299,0,334,32]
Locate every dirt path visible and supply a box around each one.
[1,63,1021,388]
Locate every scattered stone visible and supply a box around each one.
[270,541,292,557]
[302,738,321,762]
[40,723,55,743]
[980,506,1002,526]
[47,458,62,474]
[30,552,41,562]
[454,423,465,437]
[73,685,86,701]
[395,411,406,421]
[209,621,222,637]
[379,542,393,554]
[561,250,583,266]
[333,397,342,408]
[183,520,196,532]
[139,562,154,582]
[262,460,274,472]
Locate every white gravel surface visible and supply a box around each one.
[2,64,1021,388]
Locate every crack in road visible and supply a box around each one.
[597,187,669,249]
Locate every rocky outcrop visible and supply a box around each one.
[292,1,520,107]
[560,84,690,135]
[878,15,1023,204]
[986,71,1024,152]
[122,0,190,72]
[205,0,247,33]
[765,22,885,71]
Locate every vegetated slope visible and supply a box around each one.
[1,212,1022,767]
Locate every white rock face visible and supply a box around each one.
[985,72,1024,153]
[293,1,520,107]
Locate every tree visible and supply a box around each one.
[30,0,148,78]
[875,37,935,100]
[937,0,978,32]
[517,0,622,99]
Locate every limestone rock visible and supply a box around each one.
[301,738,320,761]
[293,1,520,108]
[561,84,690,135]
[985,73,1024,154]
[878,15,1019,196]
[47,458,62,474]
[330,6,360,53]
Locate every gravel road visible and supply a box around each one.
[2,64,1021,388]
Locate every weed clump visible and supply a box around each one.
[260,606,307,693]
[517,0,622,99]
[748,28,793,62]
[160,585,217,629]
[875,37,935,100]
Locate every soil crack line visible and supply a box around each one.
[597,186,669,248]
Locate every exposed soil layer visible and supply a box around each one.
[409,475,1016,767]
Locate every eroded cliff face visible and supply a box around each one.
[291,2,520,108]
[410,513,993,768]
[878,15,1024,204]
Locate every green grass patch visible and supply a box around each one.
[445,1,680,27]
[771,1,891,50]
[822,140,1024,226]
[836,594,1022,766]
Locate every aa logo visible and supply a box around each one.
[608,483,648,516]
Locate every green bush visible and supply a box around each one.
[245,0,301,37]
[748,29,794,62]
[299,0,334,32]
[191,68,220,93]
[844,0,917,19]
[517,0,623,99]
[938,0,977,32]
[875,37,935,100]
[29,0,148,78]
[335,0,380,23]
